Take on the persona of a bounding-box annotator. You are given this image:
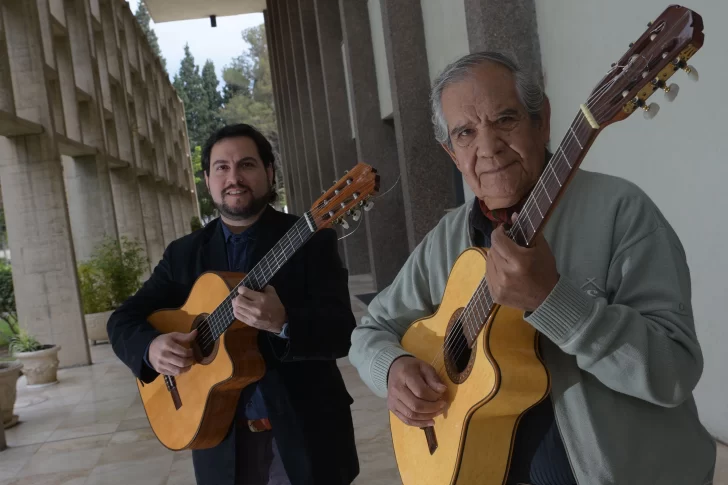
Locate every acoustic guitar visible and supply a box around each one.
[138,162,380,451]
[389,5,704,484]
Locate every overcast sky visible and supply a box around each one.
[127,1,264,87]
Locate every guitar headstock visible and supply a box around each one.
[586,5,704,128]
[309,162,380,231]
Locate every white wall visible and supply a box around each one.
[535,0,728,442]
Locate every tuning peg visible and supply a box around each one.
[663,83,679,102]
[363,201,374,212]
[352,210,361,222]
[642,102,660,120]
[340,219,349,230]
[684,65,699,82]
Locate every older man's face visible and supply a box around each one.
[441,62,550,210]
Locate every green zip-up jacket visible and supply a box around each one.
[349,169,716,484]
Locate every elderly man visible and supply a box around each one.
[348,52,716,485]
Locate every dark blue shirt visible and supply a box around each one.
[468,199,576,485]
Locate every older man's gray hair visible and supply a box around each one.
[430,51,545,148]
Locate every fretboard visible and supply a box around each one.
[461,109,599,344]
[202,212,317,343]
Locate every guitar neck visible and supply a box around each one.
[206,212,317,340]
[469,108,599,339]
[508,110,599,247]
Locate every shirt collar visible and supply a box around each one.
[219,205,270,243]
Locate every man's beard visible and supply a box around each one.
[216,184,271,220]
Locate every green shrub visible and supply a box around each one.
[0,262,18,346]
[190,215,202,231]
[77,236,148,314]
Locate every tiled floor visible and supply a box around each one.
[1,274,726,485]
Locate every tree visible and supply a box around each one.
[190,146,215,221]
[200,60,224,138]
[173,44,209,151]
[220,24,286,209]
[220,25,276,141]
[134,1,167,72]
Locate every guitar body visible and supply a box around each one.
[390,248,550,485]
[137,271,265,451]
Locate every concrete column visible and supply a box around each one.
[286,0,322,203]
[156,183,176,247]
[297,0,350,263]
[263,8,297,215]
[339,0,410,291]
[0,135,90,368]
[379,0,458,248]
[137,176,165,266]
[168,187,184,239]
[61,155,118,263]
[109,167,150,276]
[464,0,543,81]
[313,0,371,275]
[271,0,308,212]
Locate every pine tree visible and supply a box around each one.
[201,60,224,136]
[134,1,167,72]
[173,44,208,151]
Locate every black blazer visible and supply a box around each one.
[107,206,359,485]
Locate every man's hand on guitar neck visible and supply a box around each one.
[486,212,560,312]
[148,330,197,376]
[387,356,448,427]
[232,285,288,335]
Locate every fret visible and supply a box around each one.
[464,110,599,338]
[206,213,317,341]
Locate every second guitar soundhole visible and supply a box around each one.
[444,308,477,384]
[191,314,220,365]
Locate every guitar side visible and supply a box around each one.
[136,272,265,451]
[390,248,550,485]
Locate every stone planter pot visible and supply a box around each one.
[0,360,23,428]
[85,310,113,345]
[13,345,60,387]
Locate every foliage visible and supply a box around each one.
[173,45,209,151]
[190,216,202,231]
[173,23,288,213]
[9,328,42,354]
[77,237,148,314]
[134,0,167,73]
[0,261,18,346]
[220,25,277,141]
[191,146,215,221]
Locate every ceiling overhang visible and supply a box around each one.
[143,0,266,23]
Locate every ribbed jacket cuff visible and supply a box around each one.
[370,346,413,397]
[525,275,595,344]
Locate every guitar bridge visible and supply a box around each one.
[164,375,183,410]
[423,426,438,455]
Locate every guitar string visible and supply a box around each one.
[430,72,624,365]
[437,87,620,372]
[438,26,689,367]
[198,216,311,347]
[440,69,648,372]
[199,175,378,346]
[196,215,313,348]
[430,75,623,372]
[196,216,306,344]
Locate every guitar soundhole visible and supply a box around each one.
[444,308,477,384]
[191,313,219,365]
